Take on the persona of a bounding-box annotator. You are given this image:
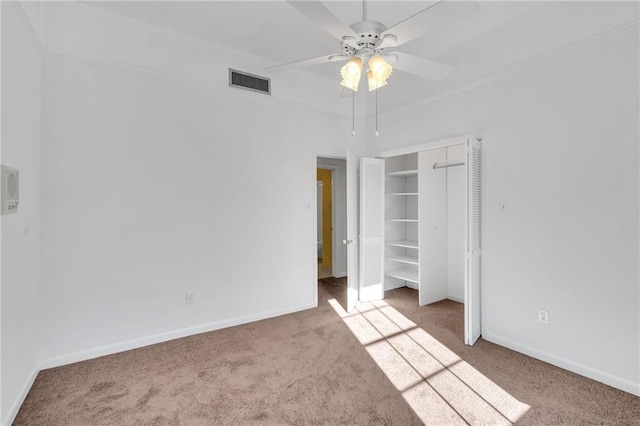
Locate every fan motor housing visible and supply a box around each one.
[350,20,387,49]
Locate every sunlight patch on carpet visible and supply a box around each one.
[328,298,531,425]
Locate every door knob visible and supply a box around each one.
[343,239,354,245]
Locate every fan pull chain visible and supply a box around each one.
[351,89,356,137]
[375,88,379,137]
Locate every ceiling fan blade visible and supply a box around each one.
[287,0,358,41]
[264,53,348,72]
[382,0,481,47]
[391,52,454,81]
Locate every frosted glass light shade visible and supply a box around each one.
[368,55,393,90]
[367,70,388,91]
[340,57,363,91]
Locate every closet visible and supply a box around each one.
[384,153,420,290]
[380,137,482,345]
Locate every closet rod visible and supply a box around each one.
[433,160,465,170]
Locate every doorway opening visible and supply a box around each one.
[316,157,348,310]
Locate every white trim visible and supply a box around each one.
[484,332,640,397]
[39,303,315,371]
[12,2,45,53]
[377,134,481,158]
[2,365,39,426]
[316,164,339,276]
[312,152,319,307]
[316,151,349,286]
[447,295,464,304]
[312,150,347,309]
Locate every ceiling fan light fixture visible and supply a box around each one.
[368,54,393,86]
[340,56,363,91]
[367,70,387,91]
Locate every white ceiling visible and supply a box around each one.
[87,1,637,113]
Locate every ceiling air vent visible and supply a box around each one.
[229,69,270,95]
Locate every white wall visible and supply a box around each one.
[317,157,347,277]
[36,2,365,365]
[39,2,352,118]
[38,55,361,364]
[370,26,640,395]
[1,3,42,424]
[446,145,465,303]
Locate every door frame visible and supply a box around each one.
[316,165,339,277]
[312,150,348,307]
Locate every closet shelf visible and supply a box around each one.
[386,268,419,284]
[386,169,418,178]
[387,240,419,249]
[387,218,418,223]
[387,192,418,196]
[386,254,419,265]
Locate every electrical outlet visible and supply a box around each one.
[186,292,195,305]
[538,310,549,325]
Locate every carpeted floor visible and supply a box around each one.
[14,278,640,425]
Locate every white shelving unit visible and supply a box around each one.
[386,253,419,265]
[387,239,419,249]
[384,153,419,291]
[386,268,419,284]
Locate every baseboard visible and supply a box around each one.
[2,364,40,426]
[384,282,407,291]
[39,302,315,370]
[483,332,640,397]
[333,272,347,278]
[447,295,464,304]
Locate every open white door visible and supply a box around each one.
[465,138,482,346]
[344,151,359,312]
[359,158,385,302]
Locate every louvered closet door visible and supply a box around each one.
[359,158,385,302]
[465,138,482,346]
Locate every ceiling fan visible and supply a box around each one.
[265,0,481,92]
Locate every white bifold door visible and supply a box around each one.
[465,138,482,345]
[345,151,360,312]
[359,158,385,302]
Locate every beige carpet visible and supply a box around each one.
[14,279,640,425]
